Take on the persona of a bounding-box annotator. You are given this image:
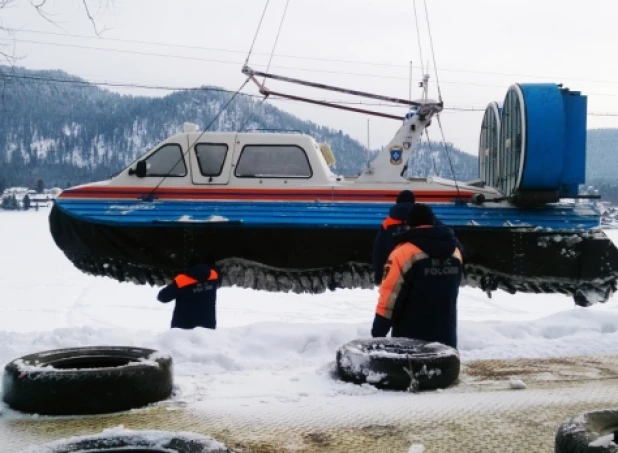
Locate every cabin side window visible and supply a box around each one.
[195,143,228,177]
[234,145,312,178]
[144,144,187,177]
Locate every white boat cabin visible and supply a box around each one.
[93,122,497,197]
[108,123,341,189]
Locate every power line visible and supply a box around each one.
[9,27,618,86]
[3,36,497,86]
[2,72,618,117]
[0,72,247,94]
[0,36,500,88]
[6,36,618,96]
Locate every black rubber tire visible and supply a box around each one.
[336,337,460,391]
[555,409,618,453]
[2,346,173,416]
[18,429,235,452]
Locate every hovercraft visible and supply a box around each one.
[49,66,618,306]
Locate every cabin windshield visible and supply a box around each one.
[143,144,187,177]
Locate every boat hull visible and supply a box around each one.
[49,200,618,305]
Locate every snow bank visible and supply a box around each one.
[2,306,618,408]
[2,211,618,412]
[0,322,365,376]
[3,307,618,384]
[459,307,618,360]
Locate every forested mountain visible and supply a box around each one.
[586,129,618,184]
[406,141,478,181]
[0,66,478,191]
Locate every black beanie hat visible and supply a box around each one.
[406,203,435,227]
[396,189,416,204]
[186,252,203,268]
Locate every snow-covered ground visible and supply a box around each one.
[2,209,618,411]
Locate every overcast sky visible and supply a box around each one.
[2,0,618,157]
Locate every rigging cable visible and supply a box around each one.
[263,0,290,83]
[421,0,462,201]
[145,77,250,200]
[244,0,271,66]
[412,0,426,77]
[436,114,463,201]
[423,0,442,103]
[424,129,440,177]
[241,0,291,131]
[146,0,272,198]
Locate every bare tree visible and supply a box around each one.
[0,0,18,66]
[26,0,114,35]
[0,0,114,67]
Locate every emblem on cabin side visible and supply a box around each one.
[389,145,403,165]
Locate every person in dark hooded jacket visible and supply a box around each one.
[371,190,464,285]
[371,203,463,348]
[157,253,221,330]
[372,190,416,284]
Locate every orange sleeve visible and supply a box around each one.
[375,244,424,319]
[174,274,198,288]
[375,255,402,319]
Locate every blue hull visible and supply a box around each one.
[54,199,602,231]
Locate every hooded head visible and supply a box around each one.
[396,190,416,205]
[186,252,203,269]
[394,203,458,258]
[406,203,435,227]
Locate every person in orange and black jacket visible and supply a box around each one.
[157,253,221,330]
[371,203,463,349]
[371,190,416,285]
[371,190,464,286]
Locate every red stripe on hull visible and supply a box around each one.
[58,186,474,203]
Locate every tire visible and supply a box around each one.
[18,429,235,452]
[336,338,460,391]
[555,409,618,453]
[2,346,173,416]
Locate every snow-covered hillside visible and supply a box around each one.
[0,66,479,190]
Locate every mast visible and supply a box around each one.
[242,65,442,183]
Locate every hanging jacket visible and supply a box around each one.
[157,263,221,329]
[371,224,463,348]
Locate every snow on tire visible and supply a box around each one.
[2,346,173,416]
[555,409,618,453]
[17,427,236,452]
[336,338,460,391]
